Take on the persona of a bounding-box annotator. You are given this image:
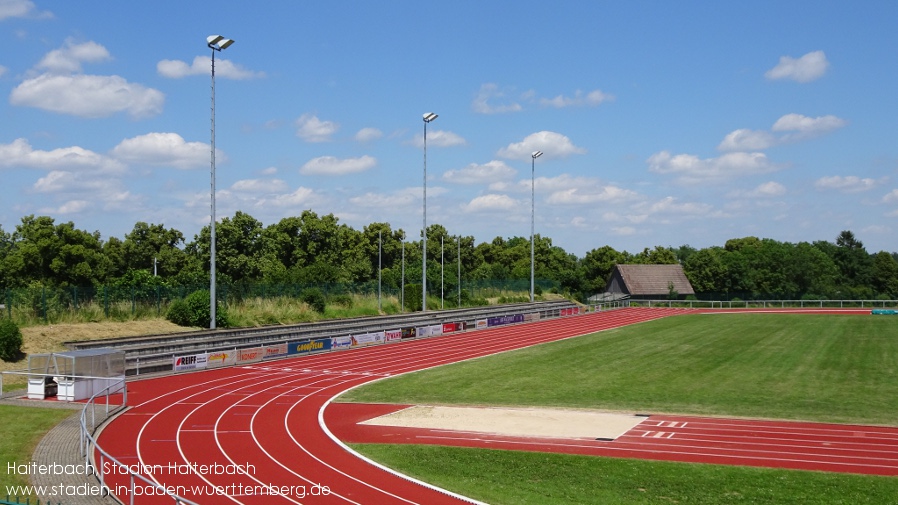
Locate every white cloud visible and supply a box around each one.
[815,175,881,193]
[295,114,339,142]
[156,56,264,80]
[539,89,613,108]
[412,129,467,148]
[32,170,122,194]
[881,189,898,203]
[497,131,586,160]
[462,194,520,213]
[611,226,637,236]
[729,181,787,198]
[111,133,211,169]
[443,160,516,185]
[0,0,52,20]
[472,83,522,114]
[643,196,713,215]
[230,178,289,193]
[253,187,322,209]
[718,114,847,152]
[647,150,778,182]
[354,127,383,142]
[299,155,376,175]
[36,39,110,73]
[765,50,829,83]
[717,129,777,151]
[546,184,639,205]
[10,74,164,118]
[350,187,426,209]
[772,113,847,138]
[0,65,6,78]
[0,138,123,172]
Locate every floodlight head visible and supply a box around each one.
[207,35,234,50]
[423,112,438,123]
[531,150,543,159]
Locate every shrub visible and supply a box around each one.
[403,284,423,312]
[329,293,354,308]
[300,288,327,314]
[166,290,229,328]
[0,318,24,362]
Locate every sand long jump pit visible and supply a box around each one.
[360,405,647,440]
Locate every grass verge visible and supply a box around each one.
[341,313,898,425]
[344,313,898,504]
[0,405,75,493]
[352,444,898,505]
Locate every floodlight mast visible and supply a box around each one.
[422,112,438,312]
[207,34,234,329]
[530,150,543,303]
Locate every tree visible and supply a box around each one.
[121,222,187,278]
[683,247,728,294]
[1,215,110,287]
[833,230,873,290]
[872,251,898,297]
[580,245,629,295]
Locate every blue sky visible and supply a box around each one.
[1,1,896,256]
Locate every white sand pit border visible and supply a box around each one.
[360,405,647,440]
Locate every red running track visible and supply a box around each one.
[94,307,890,504]
[96,307,681,504]
[328,406,898,476]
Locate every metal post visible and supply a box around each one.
[530,155,535,303]
[458,236,461,307]
[378,230,382,312]
[441,235,444,309]
[401,241,405,312]
[210,45,217,329]
[422,120,428,312]
[422,112,437,312]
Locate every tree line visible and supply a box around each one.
[1,211,896,301]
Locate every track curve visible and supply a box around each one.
[97,307,679,504]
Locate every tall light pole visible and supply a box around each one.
[530,150,543,303]
[457,235,461,307]
[378,230,382,312]
[207,34,234,329]
[422,112,438,312]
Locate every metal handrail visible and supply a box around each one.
[79,378,200,505]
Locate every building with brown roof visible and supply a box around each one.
[603,264,695,300]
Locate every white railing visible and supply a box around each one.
[602,299,898,310]
[78,377,201,505]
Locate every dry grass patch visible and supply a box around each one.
[1,319,193,385]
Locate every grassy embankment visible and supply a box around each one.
[342,313,898,505]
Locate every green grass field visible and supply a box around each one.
[342,312,898,504]
[353,444,898,505]
[0,405,75,493]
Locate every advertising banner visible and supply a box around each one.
[417,325,432,338]
[206,350,237,368]
[429,324,443,337]
[237,347,264,364]
[442,322,459,334]
[351,331,385,347]
[332,336,352,349]
[385,329,402,342]
[288,338,333,355]
[263,343,289,360]
[173,353,208,372]
[475,319,488,329]
[401,327,417,339]
[524,313,541,322]
[487,314,524,327]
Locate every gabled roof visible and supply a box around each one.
[606,264,695,296]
